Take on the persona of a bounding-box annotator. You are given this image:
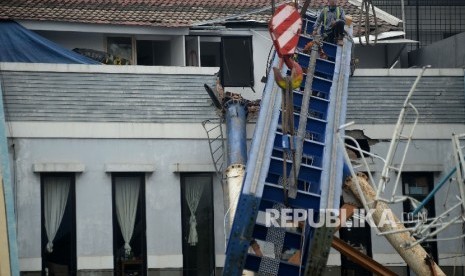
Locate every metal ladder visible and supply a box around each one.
[202,118,226,178]
[223,13,353,276]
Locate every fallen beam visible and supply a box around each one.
[332,236,397,276]
[333,203,397,276]
[344,173,445,276]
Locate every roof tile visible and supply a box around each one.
[0,0,399,33]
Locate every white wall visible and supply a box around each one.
[28,27,278,101]
[35,30,106,52]
[15,136,225,271]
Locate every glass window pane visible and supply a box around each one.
[107,37,133,63]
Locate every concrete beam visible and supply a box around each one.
[104,163,155,172]
[170,163,215,172]
[33,163,85,173]
[0,62,219,75]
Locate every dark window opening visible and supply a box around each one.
[220,36,254,87]
[137,40,171,66]
[41,173,77,276]
[185,36,200,67]
[200,42,221,67]
[344,138,370,158]
[181,173,215,276]
[402,172,438,269]
[339,199,373,276]
[112,173,147,276]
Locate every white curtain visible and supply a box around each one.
[185,179,204,246]
[44,176,70,253]
[115,177,140,255]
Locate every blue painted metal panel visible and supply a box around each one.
[265,174,321,194]
[224,193,262,275]
[261,184,320,210]
[300,76,333,98]
[292,92,329,117]
[268,157,322,186]
[297,53,335,78]
[278,113,327,142]
[274,133,324,167]
[297,35,337,61]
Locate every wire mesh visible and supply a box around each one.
[373,0,465,51]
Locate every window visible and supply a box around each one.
[200,42,221,67]
[107,37,134,64]
[339,199,373,276]
[112,173,147,276]
[180,173,215,276]
[136,40,171,66]
[221,36,254,87]
[186,36,254,87]
[402,172,438,265]
[41,173,76,276]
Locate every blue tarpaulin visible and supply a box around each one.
[0,21,100,64]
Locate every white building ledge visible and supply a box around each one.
[170,163,215,172]
[0,62,219,75]
[104,163,156,172]
[33,162,85,172]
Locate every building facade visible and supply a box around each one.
[0,1,464,275]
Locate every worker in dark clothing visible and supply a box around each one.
[312,0,346,45]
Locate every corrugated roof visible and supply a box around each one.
[2,66,462,124]
[0,0,400,34]
[0,69,218,123]
[347,75,465,124]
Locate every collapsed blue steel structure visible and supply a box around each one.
[223,12,353,275]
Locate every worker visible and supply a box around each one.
[312,0,346,45]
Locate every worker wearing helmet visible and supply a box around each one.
[312,0,346,45]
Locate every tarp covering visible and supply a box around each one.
[0,21,100,64]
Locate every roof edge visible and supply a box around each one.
[17,20,189,35]
[353,68,465,77]
[0,62,219,75]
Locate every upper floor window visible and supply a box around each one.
[105,35,254,87]
[106,36,184,66]
[186,36,254,87]
[107,36,134,64]
[137,40,171,66]
[221,36,254,87]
